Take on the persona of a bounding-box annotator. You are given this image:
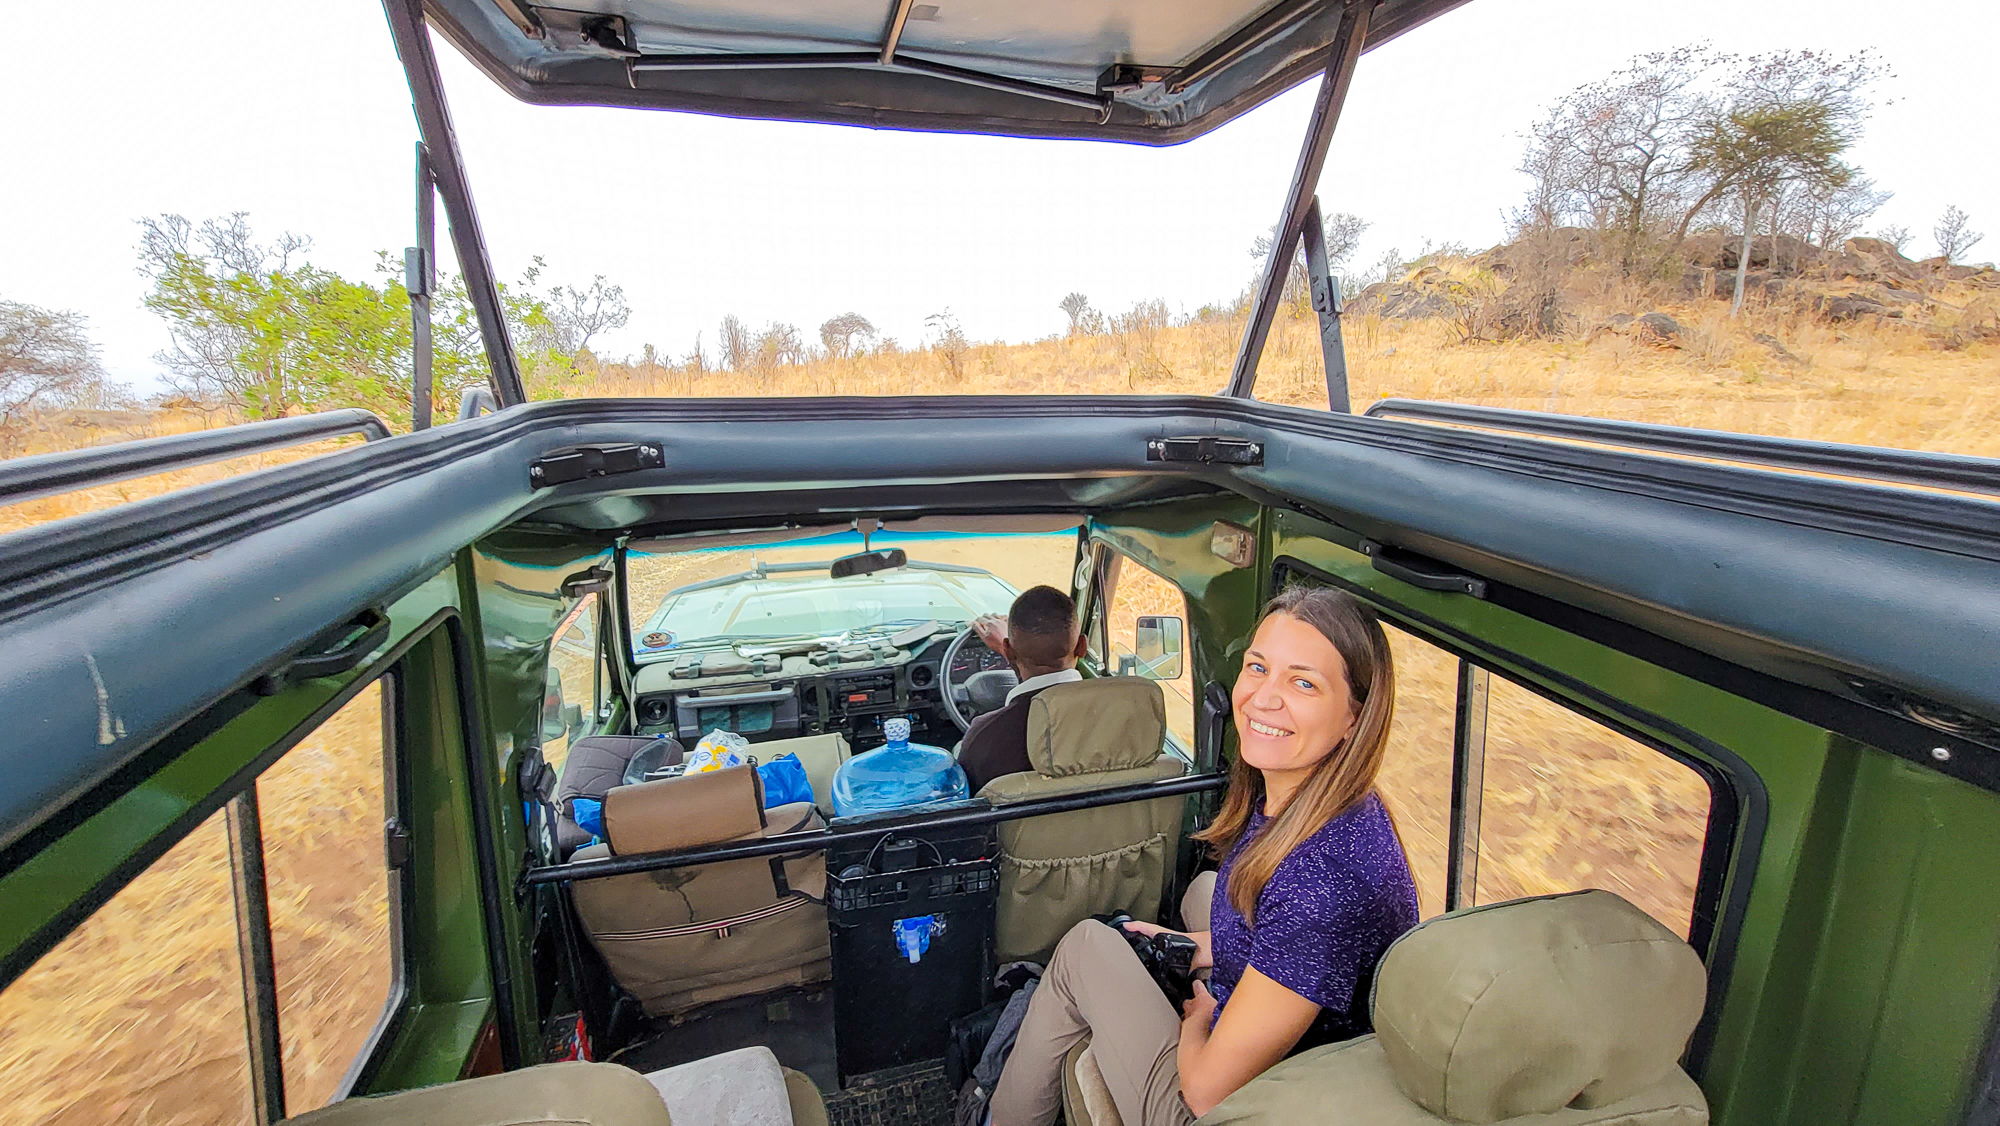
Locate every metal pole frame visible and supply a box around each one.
[406,143,437,431]
[1445,659,1489,912]
[227,788,287,1124]
[381,0,527,407]
[1300,197,1352,412]
[1223,0,1374,400]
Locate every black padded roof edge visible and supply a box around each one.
[2,394,1996,853]
[423,0,1472,145]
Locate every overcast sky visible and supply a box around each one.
[6,0,1995,389]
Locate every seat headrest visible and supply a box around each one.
[1025,678,1167,776]
[603,765,764,855]
[1371,889,1707,1124]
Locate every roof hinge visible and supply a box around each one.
[1146,436,1264,466]
[529,442,664,488]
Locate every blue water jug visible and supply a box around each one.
[831,718,969,817]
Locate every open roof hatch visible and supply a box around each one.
[385,0,1433,411]
[420,0,1472,143]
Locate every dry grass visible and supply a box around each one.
[3,296,1987,1119]
[564,297,2000,458]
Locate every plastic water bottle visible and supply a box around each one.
[831,717,969,817]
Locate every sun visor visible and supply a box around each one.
[628,525,845,554]
[629,514,1083,555]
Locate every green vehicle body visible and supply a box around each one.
[6,458,1996,1123]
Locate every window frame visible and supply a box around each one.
[226,668,413,1120]
[1272,556,1767,1076]
[1089,542,1199,764]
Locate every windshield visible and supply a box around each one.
[645,566,1016,647]
[627,530,1077,660]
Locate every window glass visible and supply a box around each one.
[1374,624,1458,920]
[0,811,253,1125]
[1104,557,1196,754]
[258,681,396,1110]
[1474,677,1712,935]
[544,593,601,771]
[625,531,1077,662]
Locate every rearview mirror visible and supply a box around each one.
[1133,615,1185,681]
[830,548,907,578]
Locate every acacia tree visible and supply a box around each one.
[1058,293,1093,335]
[1934,205,1985,264]
[1517,45,1721,274]
[1249,211,1369,311]
[0,300,114,451]
[139,213,590,423]
[819,312,876,359]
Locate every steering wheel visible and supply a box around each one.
[938,626,1019,732]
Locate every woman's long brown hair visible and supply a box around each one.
[1193,585,1403,919]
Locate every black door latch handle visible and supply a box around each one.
[1359,540,1487,599]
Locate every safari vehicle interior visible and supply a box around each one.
[5,2,2000,1126]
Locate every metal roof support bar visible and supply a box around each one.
[1300,197,1352,412]
[878,0,916,65]
[0,408,390,508]
[628,52,1113,116]
[1223,0,1374,399]
[406,143,437,431]
[381,0,527,407]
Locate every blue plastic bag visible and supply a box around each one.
[572,797,605,840]
[758,753,815,809]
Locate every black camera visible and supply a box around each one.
[1096,912,1198,1005]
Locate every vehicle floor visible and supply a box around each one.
[611,986,957,1126]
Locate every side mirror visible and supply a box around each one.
[563,702,586,740]
[542,669,567,739]
[829,548,907,579]
[1133,615,1185,681]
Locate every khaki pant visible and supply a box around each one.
[990,873,1216,1126]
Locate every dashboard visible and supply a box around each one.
[631,633,968,752]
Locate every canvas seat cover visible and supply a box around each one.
[279,1058,830,1126]
[571,766,832,1017]
[978,678,1186,964]
[1181,890,1710,1126]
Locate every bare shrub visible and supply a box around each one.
[1111,299,1175,385]
[1934,205,1985,264]
[926,310,970,379]
[0,300,112,454]
[718,314,753,371]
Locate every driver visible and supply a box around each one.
[957,585,1088,794]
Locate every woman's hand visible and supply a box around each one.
[1180,979,1219,1027]
[1118,921,1214,970]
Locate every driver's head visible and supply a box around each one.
[1004,585,1086,675]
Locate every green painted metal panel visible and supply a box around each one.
[1780,752,2000,1125]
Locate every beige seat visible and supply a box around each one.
[977,677,1188,964]
[281,1057,829,1126]
[570,765,832,1017]
[1063,890,1710,1126]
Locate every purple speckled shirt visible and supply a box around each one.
[1207,792,1419,1051]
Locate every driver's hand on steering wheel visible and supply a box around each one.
[972,613,1009,653]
